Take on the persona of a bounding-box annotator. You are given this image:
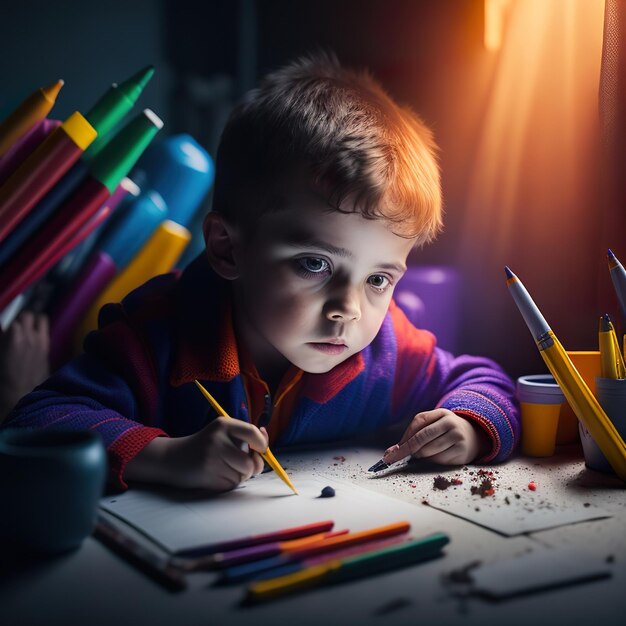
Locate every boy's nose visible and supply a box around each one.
[324,292,361,322]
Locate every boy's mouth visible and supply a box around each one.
[307,340,348,355]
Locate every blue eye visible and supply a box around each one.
[368,275,390,291]
[297,257,330,276]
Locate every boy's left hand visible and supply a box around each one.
[382,408,491,466]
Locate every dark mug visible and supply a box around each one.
[0,428,107,554]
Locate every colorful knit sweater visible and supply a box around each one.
[5,255,520,488]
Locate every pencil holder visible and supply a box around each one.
[517,374,565,457]
[579,377,626,473]
[0,429,106,554]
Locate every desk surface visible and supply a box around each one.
[1,445,625,626]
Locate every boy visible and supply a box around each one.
[5,54,520,492]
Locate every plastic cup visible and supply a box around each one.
[558,351,601,444]
[517,374,565,457]
[579,377,626,473]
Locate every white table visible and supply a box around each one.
[1,444,624,626]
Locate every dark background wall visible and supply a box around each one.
[0,0,612,379]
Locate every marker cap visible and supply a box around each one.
[60,112,97,150]
[89,109,163,193]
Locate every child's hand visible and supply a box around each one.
[382,408,490,466]
[125,418,269,492]
[0,311,50,423]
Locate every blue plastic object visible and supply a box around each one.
[132,134,213,229]
[99,190,167,270]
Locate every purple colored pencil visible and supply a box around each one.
[173,520,335,558]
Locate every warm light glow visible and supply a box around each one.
[456,0,606,370]
[484,0,514,51]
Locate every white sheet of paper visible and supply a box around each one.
[470,549,612,598]
[426,496,611,536]
[100,473,444,553]
[278,447,614,537]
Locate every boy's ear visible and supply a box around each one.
[203,212,241,280]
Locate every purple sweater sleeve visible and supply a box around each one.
[4,302,168,488]
[389,301,520,462]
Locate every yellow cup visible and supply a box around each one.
[517,374,565,457]
[557,351,601,444]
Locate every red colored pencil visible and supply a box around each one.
[0,203,112,311]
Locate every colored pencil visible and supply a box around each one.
[0,118,61,186]
[608,249,626,320]
[252,534,409,582]
[178,529,348,572]
[599,314,625,379]
[0,109,162,311]
[0,79,63,157]
[246,532,450,602]
[1,204,113,309]
[85,66,154,158]
[220,521,411,584]
[174,520,334,558]
[192,379,298,495]
[0,111,96,243]
[505,266,626,480]
[94,514,186,592]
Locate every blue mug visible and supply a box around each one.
[0,429,107,554]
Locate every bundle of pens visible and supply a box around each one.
[0,69,214,368]
[169,519,449,602]
[505,252,626,481]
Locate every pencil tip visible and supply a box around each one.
[504,266,514,279]
[608,248,614,258]
[367,459,389,473]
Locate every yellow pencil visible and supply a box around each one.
[599,314,620,379]
[193,380,298,495]
[506,267,626,480]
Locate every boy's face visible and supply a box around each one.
[230,191,416,377]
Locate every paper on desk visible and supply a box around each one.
[469,548,612,598]
[100,473,445,554]
[426,496,611,536]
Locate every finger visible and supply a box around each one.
[260,426,269,445]
[212,465,245,491]
[413,432,457,459]
[34,314,50,342]
[17,311,35,336]
[384,413,448,463]
[397,409,449,446]
[427,447,467,466]
[223,419,269,453]
[222,445,257,481]
[251,451,265,475]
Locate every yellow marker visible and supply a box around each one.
[0,80,64,157]
[74,220,190,352]
[506,267,626,480]
[193,379,298,495]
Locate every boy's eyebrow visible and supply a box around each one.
[284,235,407,274]
[285,235,352,259]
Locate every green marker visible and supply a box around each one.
[84,65,155,159]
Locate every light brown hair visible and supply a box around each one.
[212,53,442,245]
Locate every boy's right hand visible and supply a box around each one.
[125,417,269,492]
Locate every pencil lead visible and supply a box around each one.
[608,248,615,259]
[504,266,514,279]
[368,459,389,473]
